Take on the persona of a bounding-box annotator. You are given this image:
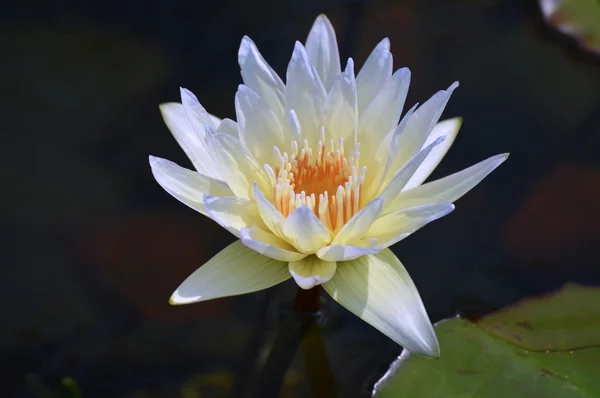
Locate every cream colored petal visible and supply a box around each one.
[305,15,341,91]
[235,85,286,165]
[286,41,327,146]
[286,109,303,143]
[316,244,381,262]
[203,195,265,238]
[358,68,410,161]
[356,38,393,116]
[253,182,287,238]
[387,82,459,179]
[149,156,232,216]
[289,255,337,289]
[170,241,289,305]
[180,87,216,131]
[206,131,269,199]
[282,206,332,254]
[325,59,357,143]
[238,36,286,123]
[379,137,445,209]
[386,153,509,214]
[404,118,462,190]
[323,250,440,357]
[364,203,455,247]
[159,103,222,181]
[215,118,239,137]
[240,226,306,262]
[332,197,383,245]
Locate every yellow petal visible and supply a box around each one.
[204,195,266,238]
[289,255,337,289]
[282,206,331,254]
[316,244,381,262]
[241,225,307,262]
[332,197,383,245]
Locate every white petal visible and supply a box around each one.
[364,203,455,247]
[170,241,289,305]
[159,103,222,181]
[209,113,222,127]
[282,206,332,254]
[323,250,440,357]
[238,36,286,123]
[253,182,287,238]
[379,136,445,208]
[180,87,216,132]
[358,68,410,160]
[149,156,232,216]
[289,255,337,289]
[215,118,239,137]
[235,85,286,164]
[356,38,393,116]
[203,195,265,238]
[386,153,509,213]
[240,226,306,262]
[305,15,342,91]
[332,197,383,245]
[404,118,462,190]
[387,82,459,178]
[286,41,327,145]
[325,59,357,143]
[316,244,381,262]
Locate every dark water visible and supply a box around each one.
[3,0,600,397]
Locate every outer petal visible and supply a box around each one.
[159,103,222,181]
[180,88,216,132]
[364,203,455,247]
[387,82,459,179]
[305,15,341,91]
[286,42,327,146]
[215,118,239,137]
[404,118,462,190]
[323,249,440,357]
[289,255,337,289]
[170,241,290,305]
[282,206,332,254]
[203,195,265,238]
[235,85,286,164]
[241,225,307,262]
[149,156,232,216]
[356,38,393,116]
[324,59,357,143]
[332,197,384,245]
[238,36,286,123]
[316,244,381,262]
[386,153,509,214]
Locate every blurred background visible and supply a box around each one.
[3,0,600,397]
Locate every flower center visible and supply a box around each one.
[264,129,366,234]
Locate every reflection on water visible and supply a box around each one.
[3,0,600,397]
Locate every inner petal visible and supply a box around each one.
[265,128,367,234]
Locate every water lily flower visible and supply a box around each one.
[149,15,508,358]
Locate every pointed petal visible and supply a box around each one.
[386,153,509,213]
[282,206,331,254]
[159,103,222,180]
[364,203,455,247]
[238,36,286,123]
[149,156,232,216]
[180,87,216,132]
[203,195,265,238]
[358,68,410,160]
[289,255,337,289]
[215,118,239,137]
[379,136,445,208]
[235,85,286,164]
[286,41,327,145]
[356,38,393,115]
[332,197,383,245]
[305,14,342,91]
[253,182,287,238]
[404,118,462,190]
[316,244,381,262]
[170,241,289,305]
[323,250,440,357]
[240,226,306,262]
[324,59,357,143]
[387,82,459,178]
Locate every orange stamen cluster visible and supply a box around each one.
[265,129,366,233]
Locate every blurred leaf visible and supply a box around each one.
[478,283,600,350]
[373,318,600,397]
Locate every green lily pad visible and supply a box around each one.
[478,283,600,351]
[373,318,600,397]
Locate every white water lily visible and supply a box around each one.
[150,15,508,358]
